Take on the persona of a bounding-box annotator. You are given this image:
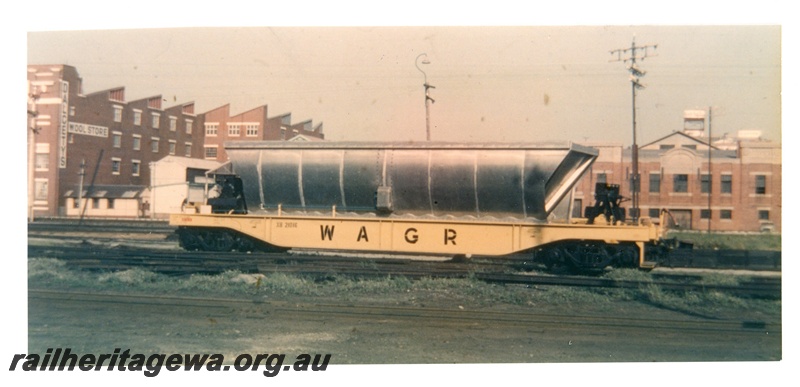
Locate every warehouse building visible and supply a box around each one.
[27,64,324,218]
[201,103,324,162]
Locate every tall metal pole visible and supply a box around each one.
[415,53,435,141]
[631,77,638,222]
[610,37,657,222]
[27,84,40,222]
[78,159,85,214]
[707,106,712,234]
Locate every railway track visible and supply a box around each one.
[28,288,780,335]
[28,218,174,234]
[27,244,782,299]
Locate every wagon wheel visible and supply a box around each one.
[614,244,639,268]
[198,229,235,252]
[563,242,614,270]
[236,235,256,252]
[541,247,570,273]
[177,229,202,251]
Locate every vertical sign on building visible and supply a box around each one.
[59,81,69,168]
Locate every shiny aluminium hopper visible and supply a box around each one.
[222,141,598,222]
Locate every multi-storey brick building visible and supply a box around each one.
[201,104,324,162]
[570,113,781,233]
[27,64,328,218]
[27,64,204,218]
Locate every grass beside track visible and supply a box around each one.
[28,258,779,320]
[668,231,781,251]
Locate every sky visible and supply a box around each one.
[26,25,781,146]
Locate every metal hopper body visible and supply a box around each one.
[223,142,597,222]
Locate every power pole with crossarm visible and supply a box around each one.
[610,37,657,222]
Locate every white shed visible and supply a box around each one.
[149,156,222,219]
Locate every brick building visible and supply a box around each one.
[202,104,324,162]
[27,64,326,218]
[27,64,204,218]
[571,112,781,233]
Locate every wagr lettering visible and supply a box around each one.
[319,225,458,245]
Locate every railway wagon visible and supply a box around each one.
[170,142,666,270]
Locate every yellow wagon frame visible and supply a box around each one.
[170,211,664,268]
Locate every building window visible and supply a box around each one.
[204,146,218,159]
[649,174,660,193]
[133,110,142,126]
[659,144,675,150]
[673,174,688,193]
[111,158,121,175]
[151,112,160,129]
[720,209,732,220]
[246,123,259,137]
[112,131,122,148]
[205,123,218,137]
[758,210,770,221]
[169,116,177,132]
[113,105,123,122]
[596,173,607,184]
[73,198,80,208]
[572,199,583,218]
[280,127,286,139]
[132,160,141,176]
[700,174,710,194]
[70,106,76,116]
[34,179,48,201]
[35,154,49,171]
[755,175,767,195]
[35,142,50,170]
[700,209,711,219]
[151,137,160,153]
[185,119,193,134]
[184,143,192,157]
[133,135,141,151]
[721,175,732,194]
[648,208,660,218]
[107,198,115,210]
[169,140,176,155]
[228,123,241,136]
[92,198,100,209]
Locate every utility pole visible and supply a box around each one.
[27,84,41,222]
[610,37,657,222]
[78,159,86,214]
[707,106,712,234]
